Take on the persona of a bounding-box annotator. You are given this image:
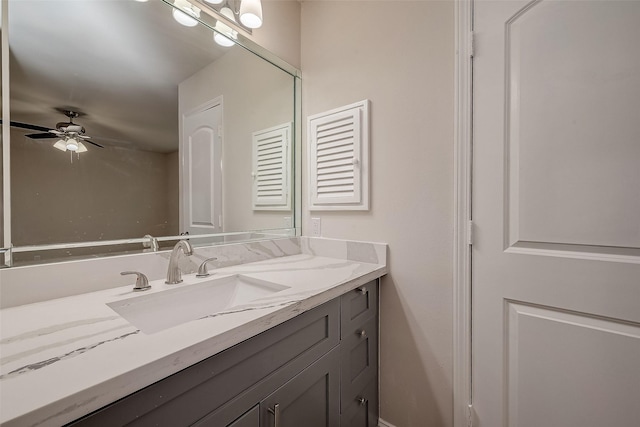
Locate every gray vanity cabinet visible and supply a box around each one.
[67,280,379,427]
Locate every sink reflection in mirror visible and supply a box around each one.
[107,275,290,334]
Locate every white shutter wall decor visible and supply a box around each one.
[308,100,370,211]
[252,122,292,210]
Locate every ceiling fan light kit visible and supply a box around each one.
[53,137,87,153]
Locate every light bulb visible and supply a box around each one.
[203,0,224,4]
[214,32,235,47]
[214,8,237,47]
[65,138,79,152]
[173,8,198,27]
[172,0,200,27]
[220,6,236,22]
[239,0,262,28]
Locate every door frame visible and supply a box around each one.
[179,96,224,234]
[453,0,474,426]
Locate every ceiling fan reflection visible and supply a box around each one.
[6,109,105,152]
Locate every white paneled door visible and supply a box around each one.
[181,101,223,235]
[472,1,640,426]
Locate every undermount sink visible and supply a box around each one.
[108,275,289,334]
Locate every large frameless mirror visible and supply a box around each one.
[1,0,300,266]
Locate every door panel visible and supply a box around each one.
[473,1,640,426]
[506,302,640,427]
[181,102,223,235]
[503,0,640,251]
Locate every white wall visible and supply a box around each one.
[249,0,301,69]
[301,1,455,425]
[179,47,295,232]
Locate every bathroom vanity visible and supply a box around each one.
[0,238,387,427]
[69,281,378,427]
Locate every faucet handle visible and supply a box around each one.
[196,257,218,278]
[121,271,151,291]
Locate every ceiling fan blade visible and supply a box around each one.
[85,139,104,149]
[0,120,51,133]
[26,133,57,139]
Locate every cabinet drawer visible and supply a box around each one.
[69,299,340,427]
[340,281,378,339]
[340,315,378,411]
[340,379,378,427]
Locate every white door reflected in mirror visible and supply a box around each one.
[181,99,223,236]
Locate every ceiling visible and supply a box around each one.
[7,0,231,152]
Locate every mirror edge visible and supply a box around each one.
[2,0,11,267]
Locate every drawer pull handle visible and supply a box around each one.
[268,403,281,426]
[356,286,368,295]
[357,329,367,338]
[357,397,367,406]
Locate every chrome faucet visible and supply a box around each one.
[165,240,194,284]
[196,257,218,278]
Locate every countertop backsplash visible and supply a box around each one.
[0,237,387,308]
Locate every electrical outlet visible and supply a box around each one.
[311,217,321,237]
[284,217,292,228]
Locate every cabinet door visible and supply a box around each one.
[261,347,340,427]
[227,405,259,427]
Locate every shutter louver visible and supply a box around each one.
[309,100,369,210]
[252,123,291,210]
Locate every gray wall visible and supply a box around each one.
[301,1,455,425]
[10,129,179,246]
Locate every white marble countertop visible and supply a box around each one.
[0,248,386,426]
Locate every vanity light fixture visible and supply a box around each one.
[213,6,238,47]
[239,0,262,28]
[172,0,201,27]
